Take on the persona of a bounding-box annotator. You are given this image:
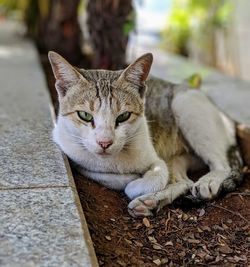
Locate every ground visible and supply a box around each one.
[42,56,250,267]
[74,168,250,267]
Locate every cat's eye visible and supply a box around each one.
[77,111,93,122]
[116,111,131,125]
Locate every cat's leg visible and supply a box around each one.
[172,90,243,200]
[75,165,140,190]
[128,154,196,217]
[124,159,169,199]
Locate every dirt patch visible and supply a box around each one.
[41,55,250,266]
[74,167,250,267]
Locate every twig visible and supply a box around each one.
[210,203,249,225]
[229,192,250,197]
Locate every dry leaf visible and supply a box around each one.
[117,260,126,267]
[218,244,233,254]
[161,258,168,264]
[143,217,150,227]
[153,244,162,250]
[182,213,188,221]
[197,227,203,233]
[234,255,247,262]
[153,259,161,266]
[124,238,132,245]
[147,229,154,235]
[187,238,200,244]
[165,241,173,246]
[134,241,143,247]
[105,235,111,241]
[222,223,229,230]
[201,226,211,232]
[198,208,205,217]
[148,236,157,243]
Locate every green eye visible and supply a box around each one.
[116,111,131,125]
[77,111,93,122]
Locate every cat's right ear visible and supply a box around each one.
[48,51,87,97]
[118,53,153,98]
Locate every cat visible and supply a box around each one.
[48,51,243,217]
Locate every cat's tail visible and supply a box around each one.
[222,145,244,191]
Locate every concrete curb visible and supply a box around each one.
[0,20,98,267]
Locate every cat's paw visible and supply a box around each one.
[125,177,166,200]
[124,178,165,199]
[128,194,159,217]
[191,177,222,200]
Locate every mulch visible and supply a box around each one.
[74,168,250,267]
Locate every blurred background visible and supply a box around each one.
[0,0,250,81]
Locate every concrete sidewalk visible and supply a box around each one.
[0,21,98,267]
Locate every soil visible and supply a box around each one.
[74,169,250,267]
[41,55,250,267]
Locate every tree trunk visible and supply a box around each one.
[25,0,84,65]
[87,0,133,70]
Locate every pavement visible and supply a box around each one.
[0,20,98,267]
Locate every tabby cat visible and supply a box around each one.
[49,51,243,217]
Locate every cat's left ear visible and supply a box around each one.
[119,53,153,97]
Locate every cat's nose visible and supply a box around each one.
[97,140,113,149]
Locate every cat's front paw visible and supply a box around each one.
[125,177,166,200]
[192,178,222,200]
[128,194,159,217]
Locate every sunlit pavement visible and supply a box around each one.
[0,20,98,267]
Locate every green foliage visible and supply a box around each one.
[186,73,202,88]
[123,11,135,36]
[0,0,28,17]
[161,0,233,56]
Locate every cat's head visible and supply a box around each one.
[48,51,153,157]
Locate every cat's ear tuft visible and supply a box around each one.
[48,51,86,97]
[121,53,153,96]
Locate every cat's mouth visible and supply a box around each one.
[96,151,111,157]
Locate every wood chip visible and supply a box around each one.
[153,259,161,265]
[143,217,151,227]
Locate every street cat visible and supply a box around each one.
[49,51,243,217]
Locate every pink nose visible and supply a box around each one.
[97,140,113,149]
